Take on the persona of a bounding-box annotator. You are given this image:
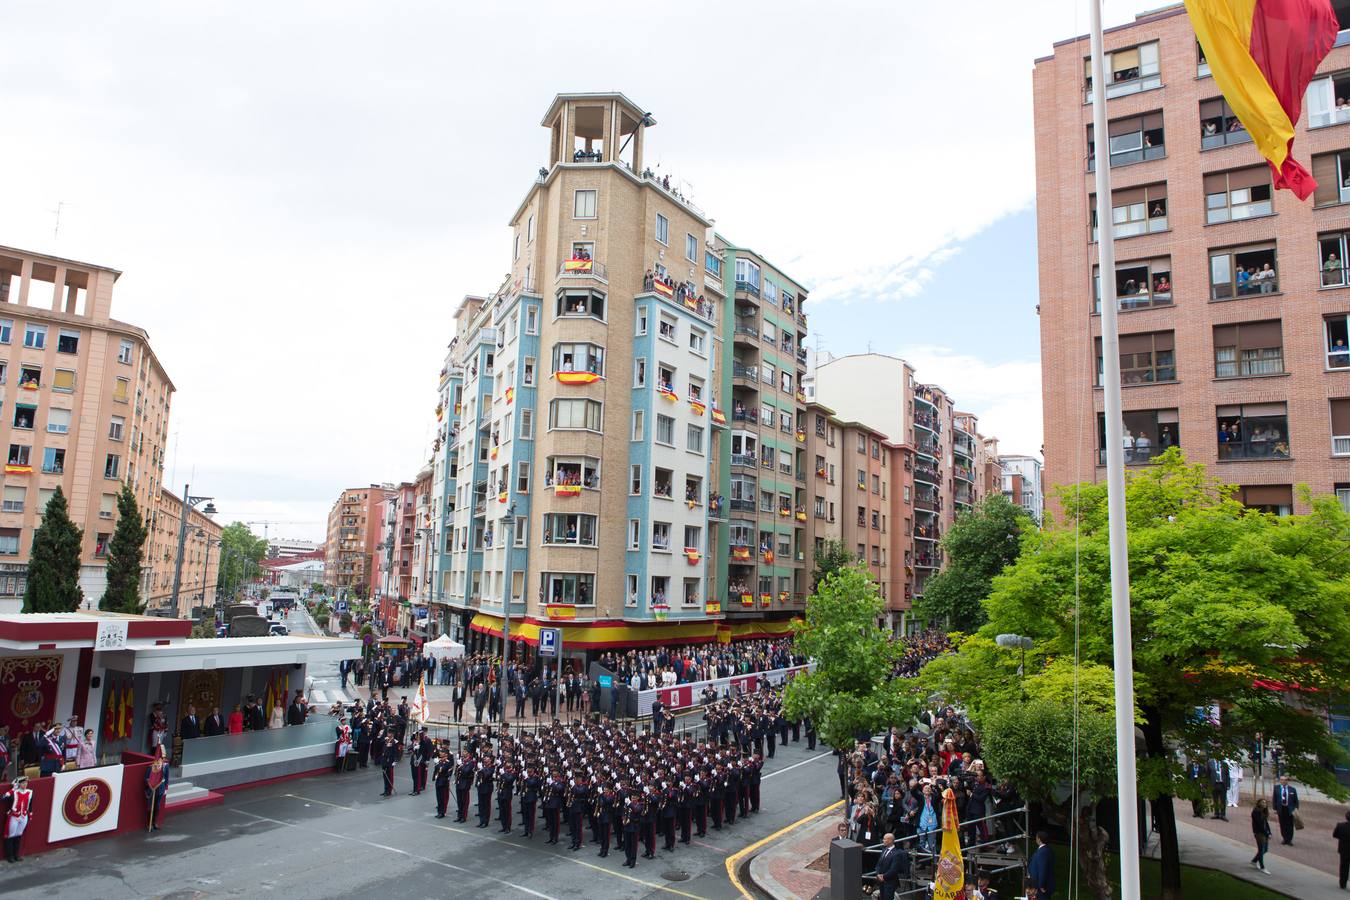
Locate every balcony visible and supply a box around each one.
[731,405,757,424]
[914,494,939,512]
[557,257,607,281]
[731,453,758,469]
[915,439,941,459]
[914,552,943,569]
[954,464,975,483]
[914,386,939,408]
[732,363,758,383]
[1097,444,1170,465]
[730,498,755,513]
[796,346,808,364]
[914,524,940,542]
[734,279,761,300]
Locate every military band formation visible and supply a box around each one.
[331,684,812,869]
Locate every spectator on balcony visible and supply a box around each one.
[1122,429,1135,463]
[1255,262,1277,293]
[1237,266,1253,294]
[1135,431,1152,460]
[1154,274,1171,294]
[1159,424,1175,449]
[1325,252,1343,286]
[643,269,655,291]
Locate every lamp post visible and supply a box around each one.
[170,483,216,617]
[200,534,220,613]
[498,504,516,734]
[995,633,1034,700]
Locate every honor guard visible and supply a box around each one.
[432,750,452,818]
[519,766,540,838]
[475,755,496,827]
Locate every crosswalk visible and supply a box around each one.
[309,684,353,705]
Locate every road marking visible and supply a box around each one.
[311,690,327,704]
[760,751,832,779]
[691,839,728,852]
[723,799,844,900]
[230,808,558,898]
[278,792,708,899]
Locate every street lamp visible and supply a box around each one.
[995,633,1034,699]
[171,482,216,616]
[499,503,516,733]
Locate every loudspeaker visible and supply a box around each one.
[90,675,101,689]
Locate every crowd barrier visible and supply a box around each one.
[633,663,813,718]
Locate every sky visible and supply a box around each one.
[1,0,1164,542]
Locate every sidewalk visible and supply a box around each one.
[1169,795,1344,880]
[1164,820,1334,898]
[747,808,839,900]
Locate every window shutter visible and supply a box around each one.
[1331,398,1350,434]
[1240,485,1292,506]
[1313,153,1339,206]
[1237,320,1283,350]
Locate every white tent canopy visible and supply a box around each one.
[423,634,465,659]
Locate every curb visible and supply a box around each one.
[738,803,842,900]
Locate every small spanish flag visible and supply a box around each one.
[1186,0,1337,198]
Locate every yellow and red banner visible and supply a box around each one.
[544,604,577,620]
[3,464,31,474]
[933,788,965,899]
[555,371,601,386]
[658,387,679,403]
[689,399,706,417]
[731,547,751,561]
[498,491,508,503]
[490,446,499,460]
[554,484,582,497]
[505,387,514,405]
[759,594,772,608]
[563,258,593,273]
[684,547,701,565]
[1186,0,1337,198]
[654,280,674,299]
[705,601,722,615]
[740,594,754,607]
[762,550,774,564]
[711,407,727,426]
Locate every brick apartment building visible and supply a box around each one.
[324,484,392,598]
[1035,4,1350,514]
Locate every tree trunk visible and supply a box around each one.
[1141,707,1183,899]
[1077,806,1114,900]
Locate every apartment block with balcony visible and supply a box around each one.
[1035,4,1350,515]
[0,247,174,612]
[323,484,391,597]
[721,242,810,619]
[144,487,222,616]
[1000,454,1045,523]
[430,349,463,638]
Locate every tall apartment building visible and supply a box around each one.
[267,537,320,559]
[323,484,391,597]
[0,247,174,612]
[144,486,223,615]
[430,93,803,653]
[1036,5,1350,513]
[1000,454,1045,523]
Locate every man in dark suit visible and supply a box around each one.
[1333,810,1350,890]
[179,704,201,740]
[286,695,306,726]
[1273,775,1300,845]
[1027,830,1055,899]
[872,832,910,900]
[202,706,225,737]
[1208,757,1229,820]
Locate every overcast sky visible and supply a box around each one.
[2,0,1163,542]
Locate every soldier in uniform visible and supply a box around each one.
[622,795,642,868]
[677,773,694,845]
[748,754,763,813]
[475,753,495,827]
[640,785,656,859]
[566,774,588,850]
[334,716,352,773]
[543,769,564,844]
[2,774,33,862]
[432,749,452,818]
[594,782,613,858]
[661,779,678,851]
[693,769,709,838]
[495,762,516,834]
[454,749,475,822]
[408,729,426,796]
[380,733,398,796]
[805,716,817,751]
[724,761,740,826]
[708,765,724,831]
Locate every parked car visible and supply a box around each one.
[268,623,289,637]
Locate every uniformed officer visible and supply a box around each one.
[622,795,642,868]
[475,754,496,827]
[677,773,694,845]
[432,749,452,817]
[519,765,540,838]
[640,785,656,859]
[566,775,588,850]
[454,750,475,822]
[496,763,516,834]
[543,770,564,844]
[594,783,613,858]
[661,780,678,851]
[380,734,398,797]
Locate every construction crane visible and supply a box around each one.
[245,520,312,542]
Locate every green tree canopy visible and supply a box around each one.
[217,522,267,599]
[24,486,84,613]
[99,483,148,614]
[810,538,858,591]
[783,564,919,748]
[912,493,1028,631]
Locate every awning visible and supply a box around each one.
[468,614,798,649]
[122,635,362,673]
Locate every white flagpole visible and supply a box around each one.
[1088,0,1142,895]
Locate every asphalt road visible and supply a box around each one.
[0,615,838,899]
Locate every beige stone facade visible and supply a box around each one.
[1035,6,1350,515]
[145,486,222,616]
[0,246,174,611]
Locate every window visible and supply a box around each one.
[1332,399,1350,455]
[1196,97,1254,151]
[1210,244,1278,299]
[520,409,534,440]
[654,467,673,499]
[682,578,700,607]
[1095,331,1176,385]
[1214,320,1284,377]
[630,464,642,495]
[541,572,594,606]
[780,370,793,393]
[47,408,71,434]
[652,521,671,551]
[656,414,675,446]
[762,363,775,386]
[0,530,18,556]
[513,233,520,261]
[1090,183,1168,241]
[0,320,11,344]
[658,314,677,343]
[52,369,76,392]
[628,519,641,550]
[685,233,697,262]
[705,251,722,280]
[1236,484,1294,515]
[657,364,676,393]
[555,289,606,320]
[762,446,776,469]
[1087,112,1165,169]
[760,405,775,427]
[689,327,706,356]
[527,214,535,243]
[114,377,129,402]
[626,573,640,607]
[636,307,648,336]
[1312,150,1350,207]
[1098,409,1180,464]
[548,398,602,431]
[687,424,704,454]
[1094,257,1173,312]
[632,410,644,441]
[1217,402,1290,459]
[1321,231,1350,287]
[56,329,79,354]
[522,358,536,386]
[23,324,45,349]
[1306,70,1350,128]
[730,475,756,510]
[516,461,530,494]
[734,258,761,294]
[780,411,793,434]
[1326,315,1350,368]
[655,213,669,245]
[574,189,597,218]
[1084,41,1161,101]
[551,342,604,376]
[1204,167,1273,223]
[2,486,24,513]
[1197,41,1210,77]
[11,406,33,430]
[41,447,64,474]
[634,357,646,387]
[6,445,29,468]
[542,513,597,546]
[687,376,704,403]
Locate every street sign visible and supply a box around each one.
[539,627,559,657]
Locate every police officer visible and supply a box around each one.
[432,749,452,818]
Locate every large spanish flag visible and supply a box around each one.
[1186,0,1338,199]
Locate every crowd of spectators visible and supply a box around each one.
[598,639,804,688]
[892,629,954,677]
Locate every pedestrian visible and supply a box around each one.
[1250,797,1272,873]
[1335,810,1350,890]
[1272,774,1300,845]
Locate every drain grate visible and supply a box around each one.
[662,869,691,882]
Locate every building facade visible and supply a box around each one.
[1000,454,1045,523]
[0,247,175,612]
[144,486,223,616]
[267,538,320,559]
[1035,5,1350,514]
[323,484,391,598]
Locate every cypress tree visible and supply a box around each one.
[23,485,84,612]
[100,482,147,614]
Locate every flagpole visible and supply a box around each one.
[1088,0,1141,894]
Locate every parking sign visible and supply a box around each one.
[539,628,559,657]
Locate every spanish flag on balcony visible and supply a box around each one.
[689,399,706,417]
[705,600,722,615]
[731,546,751,561]
[658,387,679,403]
[1185,0,1337,199]
[544,604,577,619]
[555,371,601,386]
[711,406,727,426]
[759,593,772,608]
[762,550,775,564]
[654,280,674,299]
[554,483,582,497]
[684,547,701,565]
[563,258,593,273]
[779,590,790,603]
[490,446,499,460]
[505,387,514,405]
[740,593,753,607]
[3,464,30,475]
[498,491,508,503]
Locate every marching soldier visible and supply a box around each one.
[432,749,452,818]
[475,754,496,827]
[454,750,475,822]
[622,795,642,868]
[543,769,564,844]
[594,782,613,858]
[2,774,33,862]
[519,765,540,838]
[334,716,352,774]
[496,763,516,834]
[408,730,426,796]
[694,769,709,838]
[805,716,817,751]
[640,786,656,859]
[380,733,398,797]
[748,754,763,813]
[661,780,678,851]
[677,773,694,845]
[566,775,588,850]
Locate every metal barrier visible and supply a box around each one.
[633,663,813,717]
[850,805,1029,898]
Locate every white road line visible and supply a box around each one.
[761,751,832,779]
[310,690,327,704]
[230,808,559,899]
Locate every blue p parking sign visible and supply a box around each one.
[539,627,559,657]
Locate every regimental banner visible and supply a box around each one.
[0,654,62,736]
[932,788,965,899]
[731,547,751,562]
[49,764,124,842]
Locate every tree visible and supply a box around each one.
[190,620,217,639]
[979,450,1350,898]
[810,538,858,590]
[99,483,148,614]
[782,565,920,749]
[23,486,84,612]
[217,522,267,600]
[912,493,1027,631]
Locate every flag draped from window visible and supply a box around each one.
[1186,0,1338,199]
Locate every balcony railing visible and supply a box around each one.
[734,321,759,340]
[735,279,761,298]
[731,453,758,468]
[1217,437,1290,460]
[954,465,975,482]
[731,407,757,423]
[1098,444,1170,465]
[732,363,758,381]
[558,258,607,279]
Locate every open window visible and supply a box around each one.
[1095,331,1176,385]
[1320,231,1350,287]
[542,513,597,546]
[1087,112,1165,169]
[551,341,604,375]
[1326,314,1350,368]
[1090,183,1167,241]
[1084,41,1161,102]
[1205,167,1272,224]
[653,466,673,499]
[1199,98,1251,149]
[1312,149,1350,207]
[1235,485,1293,516]
[18,366,39,390]
[12,405,33,430]
[1210,243,1278,299]
[1216,402,1290,459]
[546,455,600,490]
[1305,68,1350,128]
[555,288,606,320]
[1094,257,1172,312]
[1332,398,1350,455]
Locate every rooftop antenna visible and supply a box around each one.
[51,201,64,240]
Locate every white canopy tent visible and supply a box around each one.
[423,634,465,659]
